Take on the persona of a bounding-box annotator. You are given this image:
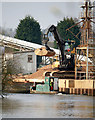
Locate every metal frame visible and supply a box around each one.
[75,0,95,80]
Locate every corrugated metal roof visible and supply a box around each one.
[0,34,60,55]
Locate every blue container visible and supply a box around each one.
[36,84,43,92]
[43,84,50,92]
[36,84,50,92]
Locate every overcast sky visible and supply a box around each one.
[0,0,95,30]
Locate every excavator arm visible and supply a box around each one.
[47,25,65,65]
[46,25,75,70]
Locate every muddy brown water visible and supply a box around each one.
[1,93,95,118]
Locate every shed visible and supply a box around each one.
[13,50,37,74]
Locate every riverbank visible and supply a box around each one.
[3,82,31,93]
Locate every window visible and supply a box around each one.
[28,55,33,63]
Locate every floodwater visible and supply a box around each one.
[1,94,95,118]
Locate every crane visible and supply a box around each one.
[43,25,75,70]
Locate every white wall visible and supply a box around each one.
[13,51,36,74]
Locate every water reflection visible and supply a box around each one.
[2,94,94,118]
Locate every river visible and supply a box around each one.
[1,93,95,118]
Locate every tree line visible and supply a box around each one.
[15,16,81,48]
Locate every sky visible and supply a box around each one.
[0,0,95,30]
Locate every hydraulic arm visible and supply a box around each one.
[47,25,65,65]
[44,25,75,70]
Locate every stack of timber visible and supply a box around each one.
[35,47,55,57]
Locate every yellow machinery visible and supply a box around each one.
[52,56,60,69]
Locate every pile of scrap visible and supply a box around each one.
[35,47,55,57]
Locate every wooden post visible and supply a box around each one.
[70,88,73,94]
[80,89,84,95]
[93,89,95,96]
[61,88,63,92]
[73,88,75,94]
[88,89,92,96]
[77,88,80,95]
[59,87,61,92]
[75,88,77,94]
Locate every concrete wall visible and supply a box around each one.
[66,80,75,88]
[59,79,95,89]
[59,79,66,88]
[75,80,95,89]
[13,51,36,74]
[59,79,74,89]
